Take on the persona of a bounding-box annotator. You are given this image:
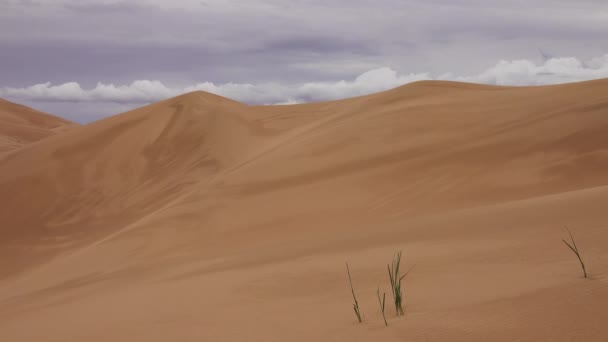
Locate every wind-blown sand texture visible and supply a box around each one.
[1,80,607,341]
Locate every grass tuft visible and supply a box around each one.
[562,227,587,278]
[346,262,362,323]
[377,286,388,326]
[387,251,414,316]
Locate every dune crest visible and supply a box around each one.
[0,98,77,154]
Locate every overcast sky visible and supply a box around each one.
[1,0,608,123]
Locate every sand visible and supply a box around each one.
[0,79,607,341]
[0,98,77,155]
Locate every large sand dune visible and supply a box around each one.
[0,98,77,154]
[1,80,607,341]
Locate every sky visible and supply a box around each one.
[1,0,608,123]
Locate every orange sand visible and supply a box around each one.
[1,80,607,341]
[0,98,77,155]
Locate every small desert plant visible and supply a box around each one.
[346,262,362,323]
[377,286,388,326]
[562,227,587,278]
[387,251,414,316]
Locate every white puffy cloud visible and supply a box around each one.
[0,80,175,104]
[454,55,608,85]
[295,68,431,102]
[2,54,608,107]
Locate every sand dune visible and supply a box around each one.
[0,98,77,154]
[1,79,608,341]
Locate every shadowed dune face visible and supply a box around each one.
[1,80,608,341]
[0,98,77,154]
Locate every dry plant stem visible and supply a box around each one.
[346,262,362,323]
[562,227,587,278]
[377,287,388,326]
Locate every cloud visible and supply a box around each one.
[455,55,608,85]
[0,80,174,104]
[2,54,608,107]
[3,1,607,124]
[3,0,608,91]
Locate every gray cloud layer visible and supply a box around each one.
[3,54,608,104]
[2,0,608,122]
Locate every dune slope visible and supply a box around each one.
[1,80,608,341]
[0,98,77,154]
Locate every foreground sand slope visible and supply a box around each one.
[1,80,608,341]
[0,98,76,154]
